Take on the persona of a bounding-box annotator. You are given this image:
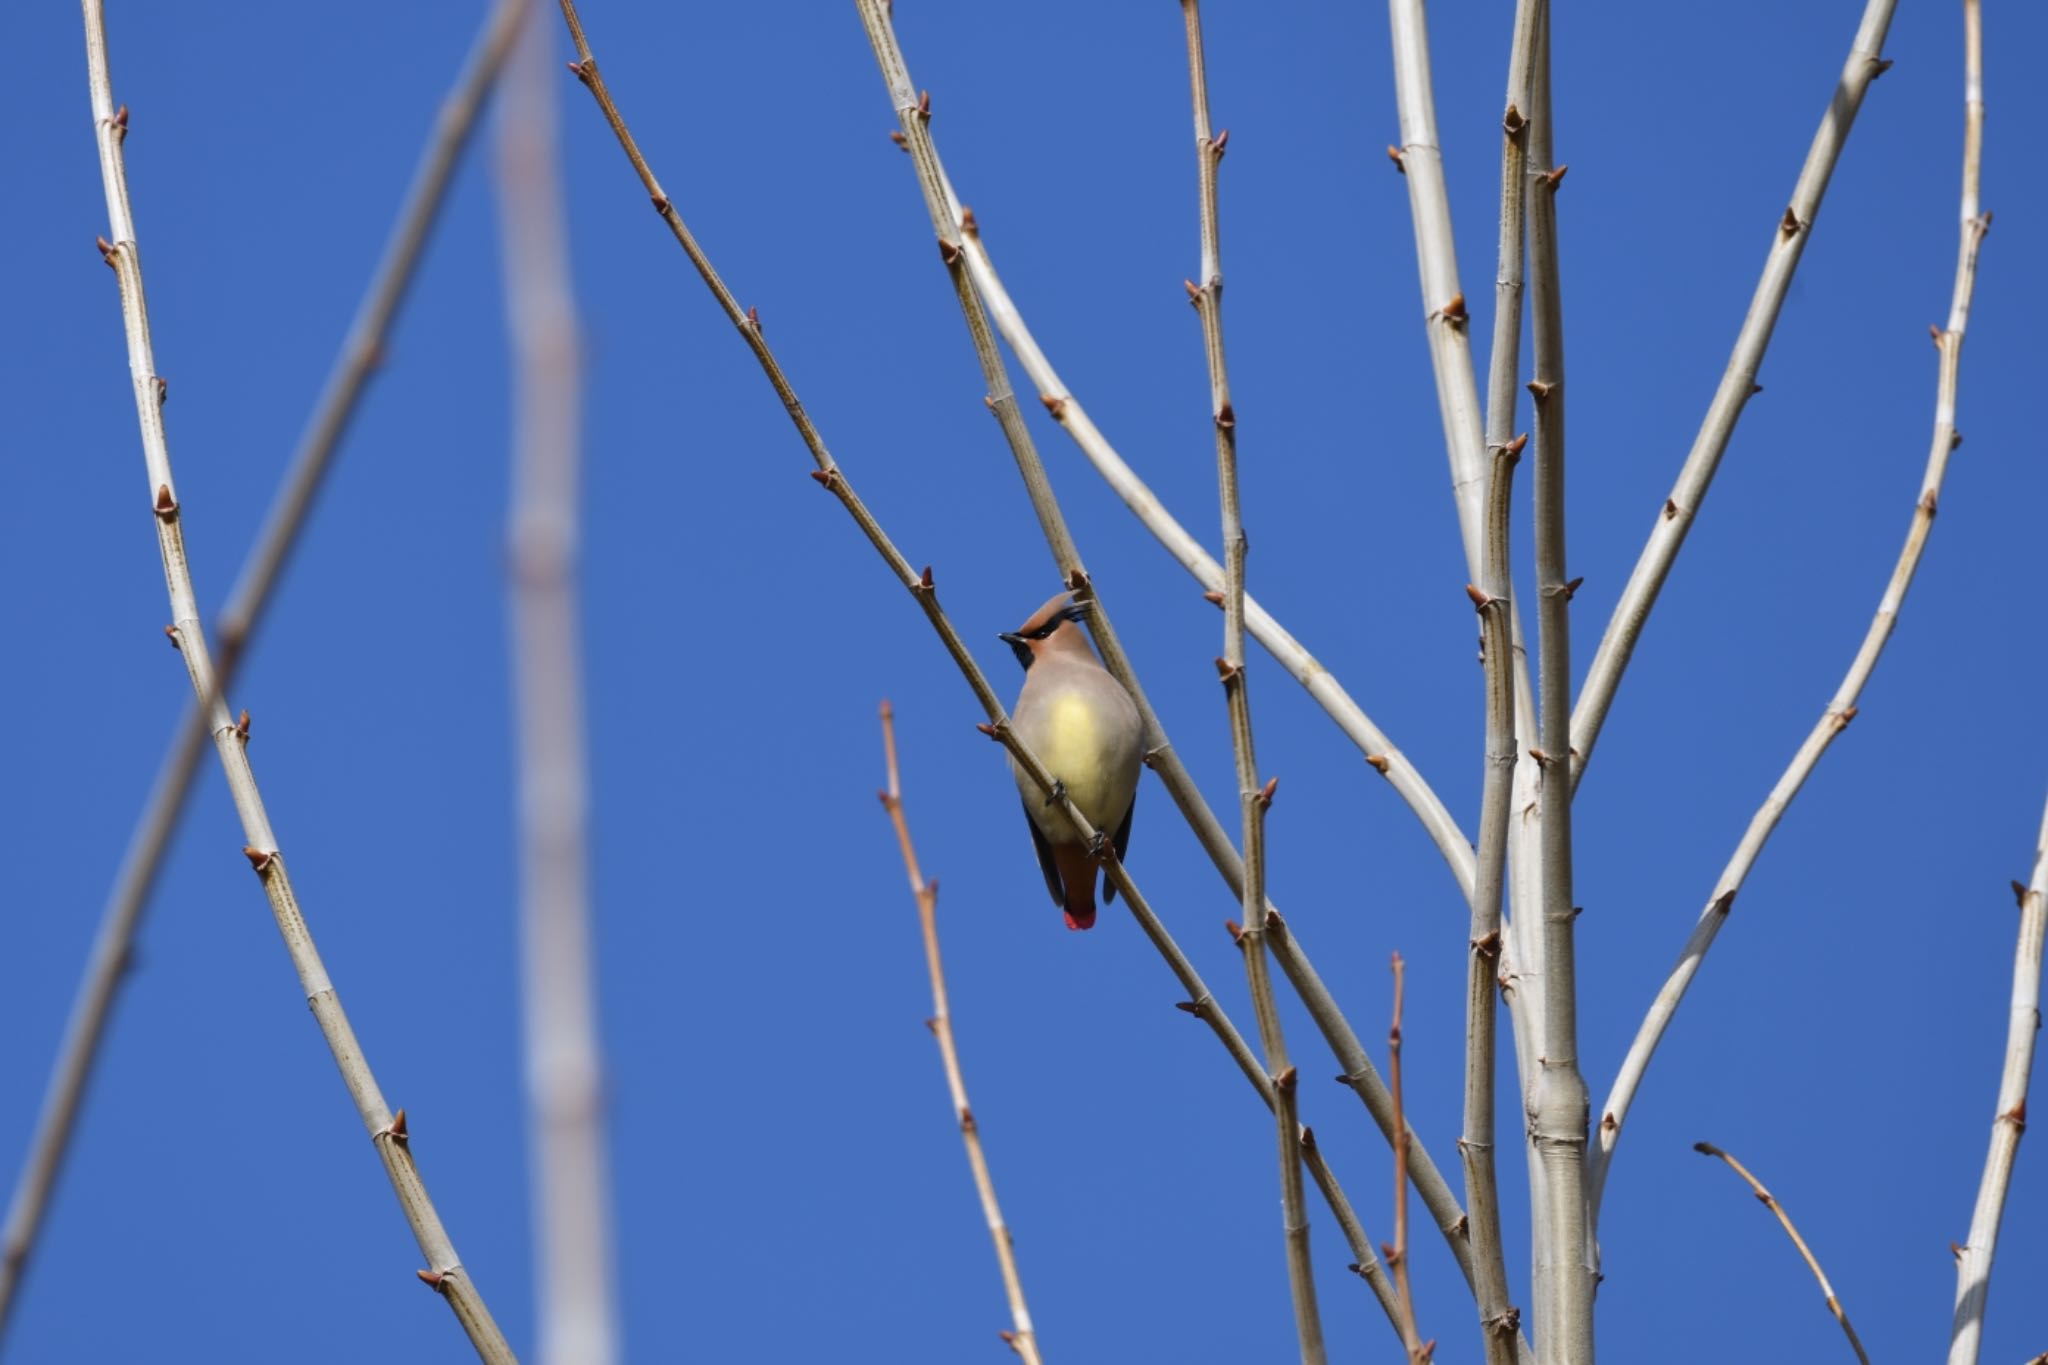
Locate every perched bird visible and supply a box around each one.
[1001,592,1144,930]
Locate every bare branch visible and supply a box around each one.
[1949,794,2045,1361]
[553,5,1402,1335]
[1694,1143,1870,1365]
[1522,14,1593,1363]
[1179,4,1323,1359]
[0,5,526,1337]
[74,3,521,1356]
[1569,0,1901,785]
[878,704,1043,1365]
[497,12,616,1363]
[1387,954,1434,1364]
[1589,0,1987,1222]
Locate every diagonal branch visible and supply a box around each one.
[0,4,526,1337]
[552,4,1407,1339]
[1693,1142,1871,1365]
[76,3,520,1357]
[1181,4,1323,1358]
[1948,788,2048,1365]
[1587,0,1986,1223]
[1568,0,1900,788]
[878,703,1044,1365]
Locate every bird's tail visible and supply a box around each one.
[1054,844,1098,931]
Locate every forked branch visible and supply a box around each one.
[553,4,1406,1338]
[78,2,517,1356]
[1588,0,1986,1222]
[1568,0,1901,786]
[0,3,526,1338]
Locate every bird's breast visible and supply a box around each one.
[1012,679,1141,840]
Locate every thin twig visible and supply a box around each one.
[1948,792,2045,1365]
[1383,0,1550,1298]
[1522,13,1593,1364]
[1693,1143,1871,1365]
[878,703,1043,1365]
[551,5,1407,1339]
[1587,0,1987,1225]
[0,4,526,1337]
[1180,5,1323,1358]
[497,11,616,1364]
[1464,430,1523,1365]
[76,4,517,1358]
[1568,0,1900,788]
[1386,954,1433,1364]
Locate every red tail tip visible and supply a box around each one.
[1063,907,1097,931]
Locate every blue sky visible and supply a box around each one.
[3,2,2044,1361]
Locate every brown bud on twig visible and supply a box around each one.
[96,235,118,268]
[913,564,935,595]
[1038,393,1066,420]
[1712,890,1737,917]
[1224,919,1243,943]
[234,709,251,744]
[418,1268,448,1292]
[1502,103,1526,135]
[1174,999,1206,1016]
[746,305,762,333]
[1749,383,1764,396]
[959,206,979,238]
[164,625,180,649]
[1214,657,1242,684]
[1504,432,1529,459]
[1779,206,1802,237]
[1441,292,1469,327]
[1564,576,1585,601]
[1386,144,1405,173]
[1871,57,1895,77]
[242,846,274,873]
[1212,128,1230,160]
[378,1109,410,1148]
[916,89,931,120]
[888,129,907,150]
[1526,379,1554,402]
[1832,705,1859,731]
[112,104,130,143]
[808,467,842,492]
[1184,278,1201,302]
[1202,589,1224,607]
[650,193,671,215]
[1466,583,1491,610]
[1364,754,1390,775]
[567,58,594,85]
[1215,402,1236,430]
[1543,164,1569,189]
[1257,776,1278,809]
[1919,490,1938,517]
[974,722,998,739]
[2012,880,2030,908]
[154,484,178,519]
[1663,498,1680,521]
[154,376,168,407]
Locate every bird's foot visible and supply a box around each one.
[1042,777,1068,809]
[1087,830,1110,862]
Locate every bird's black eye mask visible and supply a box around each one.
[998,602,1091,670]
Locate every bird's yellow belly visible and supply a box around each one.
[1016,693,1137,840]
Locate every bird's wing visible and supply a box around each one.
[1021,799,1065,906]
[1102,797,1135,904]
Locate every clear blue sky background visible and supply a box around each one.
[3,2,2044,1361]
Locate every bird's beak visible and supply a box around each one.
[997,632,1025,646]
